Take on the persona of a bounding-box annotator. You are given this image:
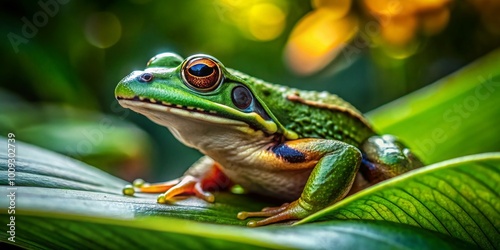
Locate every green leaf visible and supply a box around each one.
[367,48,500,163]
[0,138,274,226]
[1,213,473,250]
[0,138,471,249]
[299,153,500,250]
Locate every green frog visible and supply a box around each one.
[115,53,423,227]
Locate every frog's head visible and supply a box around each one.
[115,53,285,143]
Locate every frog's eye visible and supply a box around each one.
[182,57,222,91]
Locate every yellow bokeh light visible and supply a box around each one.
[247,3,286,41]
[312,0,352,19]
[285,9,358,75]
[381,15,418,46]
[84,12,122,49]
[365,0,451,17]
[421,7,450,35]
[363,0,451,49]
[218,0,248,8]
[215,0,287,41]
[284,0,458,70]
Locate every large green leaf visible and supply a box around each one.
[0,138,473,249]
[367,48,500,163]
[298,153,500,249]
[3,214,472,250]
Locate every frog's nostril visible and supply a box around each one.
[137,73,154,83]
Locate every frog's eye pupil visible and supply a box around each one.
[182,57,222,91]
[138,73,153,83]
[188,64,213,77]
[232,86,253,110]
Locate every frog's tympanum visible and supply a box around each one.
[115,53,423,227]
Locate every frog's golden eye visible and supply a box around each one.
[182,57,222,91]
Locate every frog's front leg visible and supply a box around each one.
[124,156,231,203]
[238,139,362,227]
[360,135,423,184]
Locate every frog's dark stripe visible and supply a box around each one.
[271,144,306,163]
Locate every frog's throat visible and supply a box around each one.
[117,99,275,151]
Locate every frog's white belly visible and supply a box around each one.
[221,165,312,200]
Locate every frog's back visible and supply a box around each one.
[229,69,375,146]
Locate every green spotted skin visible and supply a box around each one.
[228,70,375,146]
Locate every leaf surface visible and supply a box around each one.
[299,153,500,249]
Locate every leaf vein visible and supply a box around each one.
[412,178,480,246]
[390,188,438,230]
[430,170,496,247]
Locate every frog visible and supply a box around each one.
[115,53,423,227]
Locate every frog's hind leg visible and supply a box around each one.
[238,139,362,227]
[352,135,424,193]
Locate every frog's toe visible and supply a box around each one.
[159,175,215,203]
[237,203,289,219]
[122,178,180,196]
[237,201,309,227]
[133,179,181,193]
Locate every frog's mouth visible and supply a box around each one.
[116,96,246,127]
[118,96,212,115]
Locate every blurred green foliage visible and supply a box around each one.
[0,0,499,181]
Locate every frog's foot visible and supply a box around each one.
[158,175,216,203]
[122,157,231,203]
[123,175,216,203]
[237,201,310,227]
